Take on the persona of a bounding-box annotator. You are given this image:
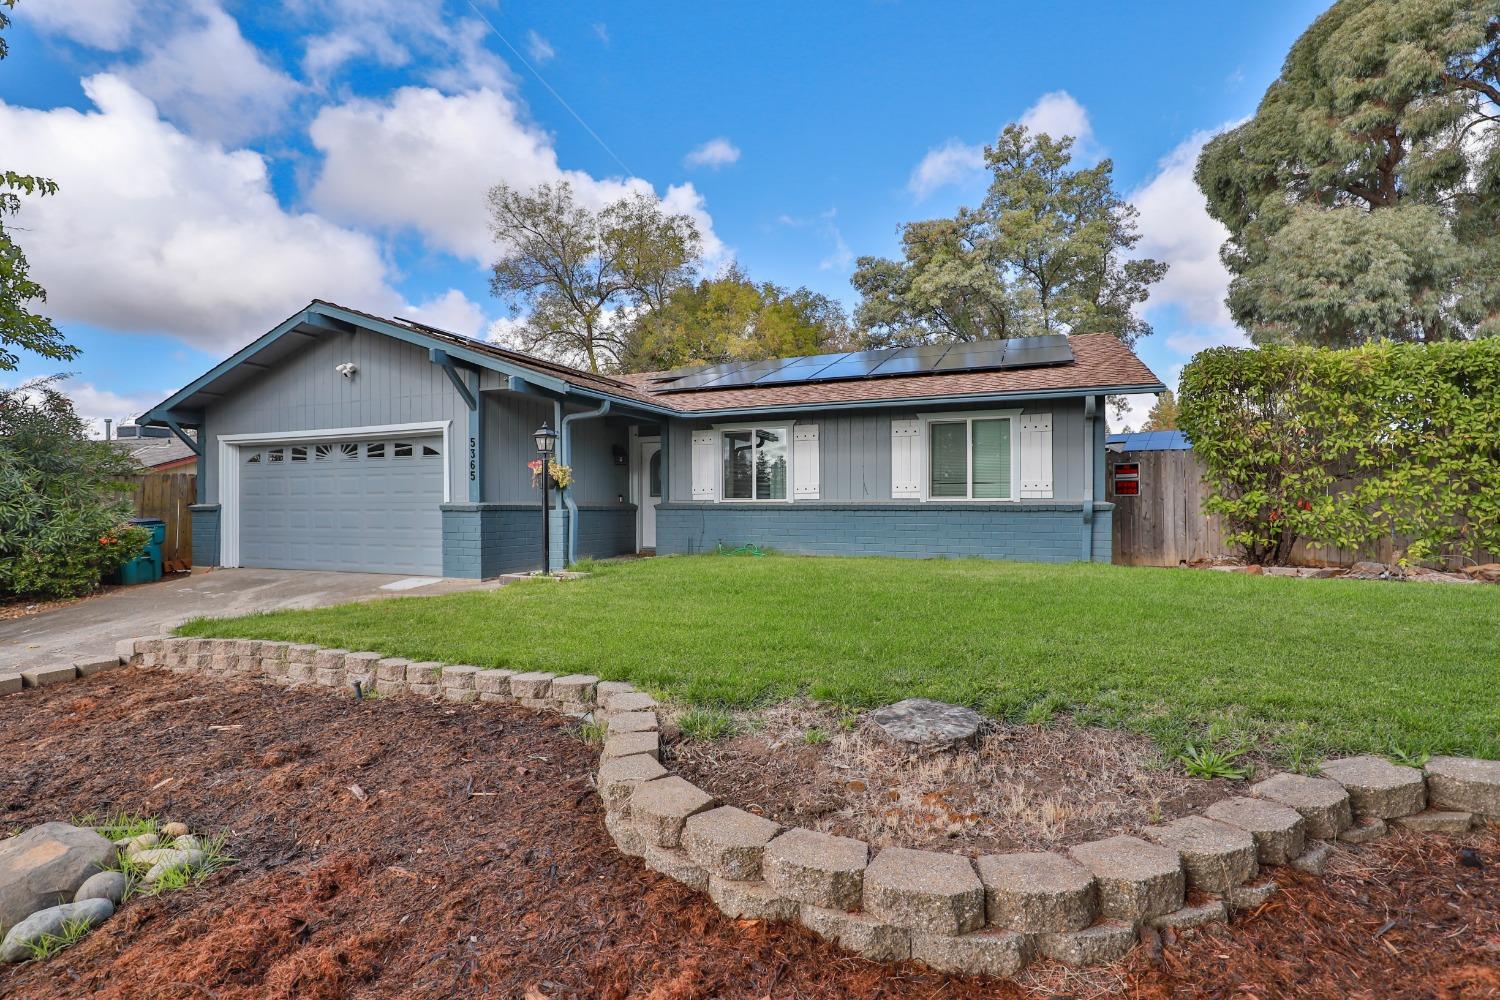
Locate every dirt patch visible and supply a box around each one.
[1,671,1496,999]
[668,704,1248,854]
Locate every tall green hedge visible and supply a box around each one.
[1178,340,1500,565]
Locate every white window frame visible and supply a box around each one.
[709,421,796,503]
[216,420,451,567]
[918,409,1022,502]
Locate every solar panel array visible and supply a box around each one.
[651,335,1074,393]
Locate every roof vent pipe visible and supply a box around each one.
[103,418,112,441]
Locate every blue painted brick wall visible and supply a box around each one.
[442,503,635,577]
[575,506,636,560]
[188,504,220,567]
[655,503,1114,564]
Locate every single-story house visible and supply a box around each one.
[109,423,199,471]
[143,300,1164,577]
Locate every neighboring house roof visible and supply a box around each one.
[147,300,1166,424]
[1106,430,1192,452]
[111,434,198,469]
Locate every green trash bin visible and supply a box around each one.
[118,553,158,586]
[127,517,165,583]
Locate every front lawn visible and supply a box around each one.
[179,555,1500,762]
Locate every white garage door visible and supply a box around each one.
[239,436,444,575]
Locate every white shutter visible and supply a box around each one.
[691,430,718,500]
[793,424,820,499]
[891,419,921,498]
[1018,413,1053,498]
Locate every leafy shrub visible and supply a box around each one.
[1179,341,1500,564]
[0,378,147,598]
[1178,744,1251,781]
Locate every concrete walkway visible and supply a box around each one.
[0,568,501,670]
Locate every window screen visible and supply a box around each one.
[971,420,1010,499]
[929,423,967,498]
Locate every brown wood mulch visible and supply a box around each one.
[0,670,1495,1000]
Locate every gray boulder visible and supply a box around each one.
[0,898,114,963]
[73,871,128,906]
[866,698,983,750]
[0,823,114,936]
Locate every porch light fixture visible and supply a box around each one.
[534,422,558,574]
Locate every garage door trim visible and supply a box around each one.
[217,420,451,568]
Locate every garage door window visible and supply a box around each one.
[393,441,414,458]
[268,448,284,462]
[290,446,308,462]
[367,443,385,459]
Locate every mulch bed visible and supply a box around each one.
[667,705,1243,854]
[0,670,1495,999]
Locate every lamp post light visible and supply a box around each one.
[534,422,558,575]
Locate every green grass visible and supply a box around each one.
[677,708,740,741]
[178,554,1500,763]
[23,917,95,962]
[74,812,159,842]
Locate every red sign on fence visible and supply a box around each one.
[1112,462,1140,497]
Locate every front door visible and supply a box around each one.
[639,441,662,550]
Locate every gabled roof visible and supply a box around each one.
[147,300,1165,423]
[111,434,198,469]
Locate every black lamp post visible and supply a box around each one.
[534,422,558,574]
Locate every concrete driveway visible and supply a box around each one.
[1,568,501,670]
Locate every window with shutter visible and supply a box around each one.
[891,419,920,497]
[1018,413,1054,498]
[922,414,1015,500]
[793,425,820,498]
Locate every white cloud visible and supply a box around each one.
[308,86,726,266]
[1018,90,1094,148]
[118,2,301,144]
[291,0,509,93]
[592,22,610,46]
[1129,125,1250,355]
[908,138,984,200]
[14,0,139,50]
[0,74,402,352]
[777,209,852,273]
[402,289,488,340]
[525,29,555,64]
[684,137,741,170]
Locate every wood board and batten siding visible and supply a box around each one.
[129,471,195,567]
[1109,449,1499,569]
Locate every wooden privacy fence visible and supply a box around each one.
[129,471,195,568]
[1108,449,1497,568]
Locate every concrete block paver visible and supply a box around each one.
[509,671,556,700]
[21,665,76,688]
[764,828,869,910]
[1392,810,1473,834]
[1425,757,1500,816]
[642,844,708,891]
[440,665,480,689]
[1038,920,1137,966]
[1249,773,1353,839]
[550,674,599,704]
[798,905,910,962]
[596,755,668,812]
[0,673,22,695]
[863,847,985,935]
[1339,817,1388,844]
[1290,840,1336,876]
[473,669,516,695]
[629,776,716,847]
[708,876,798,921]
[1145,816,1258,893]
[1067,835,1184,920]
[74,656,121,677]
[607,711,658,734]
[683,806,782,881]
[602,730,660,761]
[405,661,443,685]
[911,928,1029,978]
[602,691,656,715]
[1149,900,1227,930]
[976,851,1096,933]
[374,657,410,681]
[1203,796,1307,865]
[1319,756,1426,819]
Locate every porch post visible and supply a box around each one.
[466,368,484,503]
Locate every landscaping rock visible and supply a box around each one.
[1150,900,1227,930]
[124,833,160,856]
[798,905,910,962]
[682,806,781,881]
[143,849,205,883]
[707,876,798,921]
[73,871,127,906]
[1319,756,1426,818]
[1038,920,1137,966]
[1290,840,1336,876]
[20,665,75,688]
[865,698,983,750]
[508,671,556,700]
[975,851,1096,933]
[1145,817,1258,893]
[1067,835,1184,920]
[1392,810,1473,834]
[1338,817,1388,844]
[1344,560,1389,579]
[601,730,659,761]
[1249,773,1353,839]
[606,711,658,734]
[473,669,516,695]
[170,835,202,852]
[911,928,1029,978]
[641,844,708,891]
[764,829,869,910]
[1203,796,1307,865]
[0,898,113,963]
[628,777,716,848]
[1425,756,1500,815]
[0,823,114,936]
[863,847,984,935]
[595,755,667,812]
[1225,878,1278,911]
[550,674,599,704]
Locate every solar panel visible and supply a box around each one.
[868,343,954,377]
[660,360,757,391]
[998,335,1074,368]
[807,349,896,382]
[751,352,851,385]
[932,341,1009,372]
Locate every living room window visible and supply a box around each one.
[928,416,1012,500]
[721,427,789,500]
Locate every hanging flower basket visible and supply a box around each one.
[528,459,572,489]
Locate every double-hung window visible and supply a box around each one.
[928,416,1012,500]
[721,426,789,500]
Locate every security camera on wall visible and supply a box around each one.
[335,362,358,379]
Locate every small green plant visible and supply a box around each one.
[1387,744,1431,769]
[23,917,95,961]
[712,542,767,557]
[803,726,829,746]
[76,812,159,841]
[1022,694,1067,727]
[836,709,860,732]
[1178,744,1251,780]
[119,833,235,900]
[678,708,740,741]
[579,719,606,744]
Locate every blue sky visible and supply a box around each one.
[1,0,1329,432]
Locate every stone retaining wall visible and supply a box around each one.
[48,638,1500,979]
